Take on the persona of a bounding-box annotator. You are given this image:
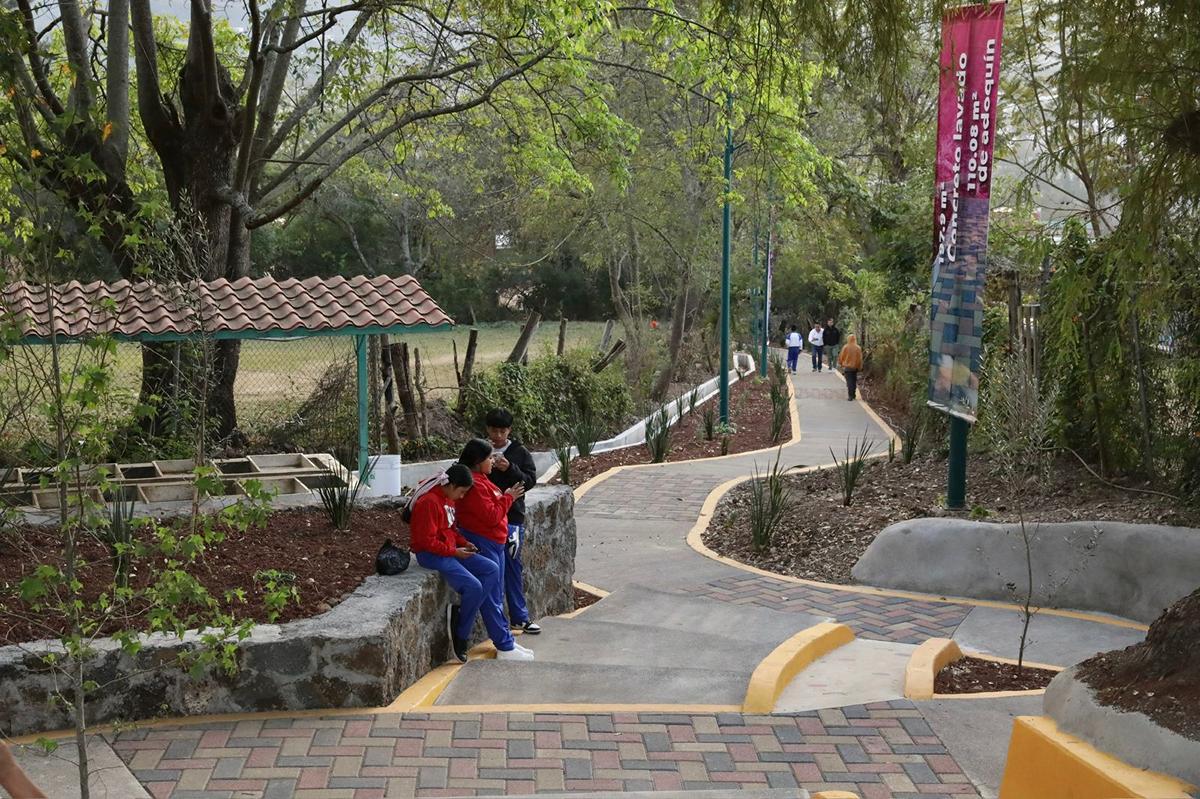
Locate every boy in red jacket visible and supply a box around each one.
[407,463,526,662]
[456,439,535,660]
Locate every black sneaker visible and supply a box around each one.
[519,621,542,635]
[447,605,468,663]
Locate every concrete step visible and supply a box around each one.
[460,787,816,791]
[774,639,915,712]
[580,583,828,643]
[435,660,752,706]
[516,616,786,672]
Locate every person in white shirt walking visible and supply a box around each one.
[808,323,825,372]
[784,325,803,373]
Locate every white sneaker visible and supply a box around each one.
[496,645,535,661]
[513,641,534,655]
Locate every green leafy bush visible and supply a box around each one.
[464,349,632,446]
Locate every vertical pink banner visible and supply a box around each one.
[929,2,1006,421]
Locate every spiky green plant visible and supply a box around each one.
[701,401,716,441]
[831,431,877,506]
[317,457,375,531]
[769,378,789,443]
[749,448,793,552]
[645,405,673,463]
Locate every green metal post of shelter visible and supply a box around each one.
[719,96,734,424]
[946,415,969,509]
[356,335,370,477]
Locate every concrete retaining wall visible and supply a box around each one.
[0,487,576,737]
[1044,665,1200,785]
[851,518,1200,623]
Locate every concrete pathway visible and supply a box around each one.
[49,364,1147,799]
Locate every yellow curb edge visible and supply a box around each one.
[742,621,855,713]
[905,638,963,701]
[998,716,1195,799]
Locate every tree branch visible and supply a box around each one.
[15,0,65,115]
[256,55,481,199]
[105,0,131,161]
[57,0,95,114]
[257,8,375,166]
[233,0,265,191]
[130,0,178,152]
[251,46,558,227]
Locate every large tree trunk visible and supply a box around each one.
[650,265,691,402]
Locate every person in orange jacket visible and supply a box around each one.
[456,439,535,660]
[406,463,528,663]
[838,333,864,400]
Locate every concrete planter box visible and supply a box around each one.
[0,487,577,737]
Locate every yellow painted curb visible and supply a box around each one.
[558,580,611,619]
[572,579,609,598]
[998,716,1195,799]
[742,622,855,713]
[386,663,462,711]
[812,792,861,799]
[418,703,744,714]
[571,367,801,502]
[905,638,964,700]
[684,477,1149,632]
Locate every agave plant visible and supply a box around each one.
[644,405,673,463]
[317,457,375,531]
[831,431,877,507]
[749,448,793,552]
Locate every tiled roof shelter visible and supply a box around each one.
[3,274,451,342]
[2,274,453,472]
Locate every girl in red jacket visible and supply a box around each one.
[456,438,535,660]
[407,463,528,662]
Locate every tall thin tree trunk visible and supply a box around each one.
[557,318,568,356]
[650,267,691,402]
[1080,315,1110,477]
[1130,311,1154,476]
[456,329,478,415]
[508,311,541,363]
[390,342,419,439]
[379,334,399,455]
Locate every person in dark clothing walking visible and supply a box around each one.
[824,319,842,372]
[484,408,542,635]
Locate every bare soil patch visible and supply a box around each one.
[704,453,1200,586]
[564,376,787,486]
[0,506,411,646]
[573,586,602,611]
[1076,587,1200,741]
[935,655,1058,693]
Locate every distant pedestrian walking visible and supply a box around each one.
[824,319,842,371]
[839,334,863,400]
[808,323,825,372]
[784,326,802,374]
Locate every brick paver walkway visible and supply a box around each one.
[695,574,972,645]
[111,703,979,799]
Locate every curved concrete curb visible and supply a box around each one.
[572,364,801,502]
[853,517,1200,624]
[684,477,1147,631]
[743,622,855,713]
[905,638,1063,701]
[905,638,964,700]
[1044,665,1200,786]
[998,716,1195,799]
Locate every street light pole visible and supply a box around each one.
[720,96,733,424]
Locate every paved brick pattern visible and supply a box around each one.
[697,574,971,645]
[577,471,718,519]
[111,703,979,798]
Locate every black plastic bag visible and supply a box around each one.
[375,538,411,576]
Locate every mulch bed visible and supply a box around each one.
[0,507,411,646]
[935,655,1058,693]
[704,453,1200,586]
[1075,587,1200,741]
[573,586,602,610]
[563,376,788,486]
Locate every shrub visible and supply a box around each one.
[749,449,793,552]
[769,379,789,444]
[645,405,673,463]
[716,422,736,455]
[317,457,374,531]
[701,402,717,441]
[572,408,602,458]
[465,349,632,446]
[831,431,876,506]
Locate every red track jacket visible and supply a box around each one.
[455,472,513,544]
[408,486,470,557]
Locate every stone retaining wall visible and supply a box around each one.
[0,486,576,737]
[852,518,1200,623]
